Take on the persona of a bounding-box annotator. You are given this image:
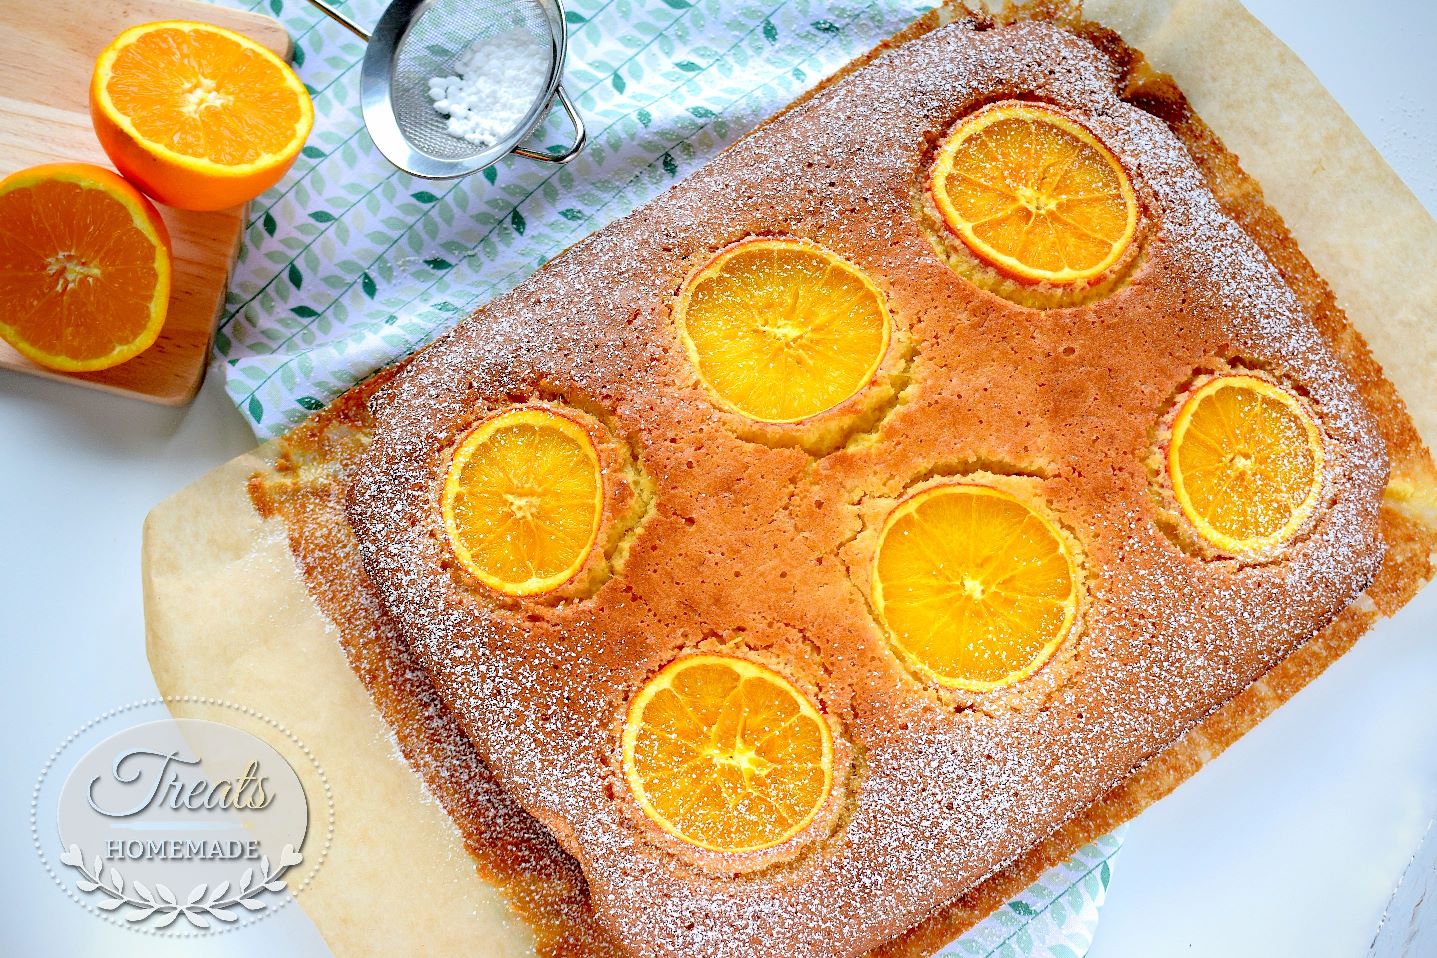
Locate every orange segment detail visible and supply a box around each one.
[929,101,1137,285]
[0,163,171,372]
[90,21,314,211]
[442,407,604,596]
[1167,374,1325,556]
[873,483,1079,691]
[621,655,834,854]
[674,238,891,423]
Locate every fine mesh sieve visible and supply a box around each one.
[306,0,585,179]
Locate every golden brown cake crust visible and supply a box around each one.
[341,16,1400,958]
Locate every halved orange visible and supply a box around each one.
[872,483,1078,691]
[621,655,834,854]
[442,406,604,596]
[1167,374,1325,557]
[91,21,314,211]
[674,238,891,423]
[0,163,171,372]
[929,101,1137,285]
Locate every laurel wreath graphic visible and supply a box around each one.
[58,843,303,929]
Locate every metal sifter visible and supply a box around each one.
[305,0,586,179]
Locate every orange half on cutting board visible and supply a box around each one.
[0,163,171,372]
[90,20,314,211]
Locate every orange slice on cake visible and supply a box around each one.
[872,483,1079,691]
[442,406,604,596]
[91,20,314,211]
[1166,374,1325,557]
[929,101,1137,285]
[674,238,891,423]
[0,163,171,372]
[621,655,834,854]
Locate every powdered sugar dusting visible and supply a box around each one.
[341,17,1390,958]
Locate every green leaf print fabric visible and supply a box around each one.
[215,2,1124,954]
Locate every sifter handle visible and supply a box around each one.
[303,0,372,42]
[510,86,587,165]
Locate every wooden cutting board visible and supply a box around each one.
[0,0,291,405]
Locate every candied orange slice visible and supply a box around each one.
[90,21,314,211]
[872,483,1078,691]
[0,163,171,372]
[621,655,834,854]
[1167,374,1325,556]
[929,102,1137,285]
[674,238,891,423]
[441,407,603,596]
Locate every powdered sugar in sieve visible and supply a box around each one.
[427,27,552,148]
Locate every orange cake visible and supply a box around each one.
[328,11,1437,958]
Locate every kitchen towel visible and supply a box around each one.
[213,1,1122,955]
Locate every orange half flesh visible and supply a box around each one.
[0,163,171,372]
[90,20,314,211]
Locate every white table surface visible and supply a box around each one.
[1,2,1433,955]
